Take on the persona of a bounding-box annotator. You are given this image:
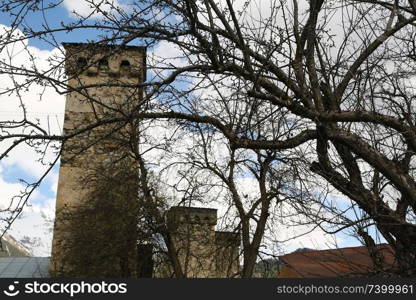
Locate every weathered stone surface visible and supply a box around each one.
[214,231,240,277]
[167,207,240,278]
[50,43,145,277]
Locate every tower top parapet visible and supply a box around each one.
[63,42,147,52]
[167,206,217,229]
[63,42,146,80]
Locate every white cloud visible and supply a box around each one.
[8,198,55,257]
[62,0,123,18]
[275,224,340,253]
[0,25,65,178]
[0,24,62,256]
[0,166,27,210]
[148,41,188,80]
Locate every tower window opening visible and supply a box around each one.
[98,58,109,69]
[77,57,87,67]
[120,60,131,68]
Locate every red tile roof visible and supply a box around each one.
[279,244,396,277]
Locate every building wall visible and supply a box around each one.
[277,266,303,278]
[50,43,145,277]
[214,231,240,277]
[167,207,217,278]
[167,207,240,278]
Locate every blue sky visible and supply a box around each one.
[0,0,137,50]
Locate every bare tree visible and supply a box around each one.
[1,0,416,276]
[160,96,320,277]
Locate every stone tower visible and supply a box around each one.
[50,43,146,277]
[167,207,240,277]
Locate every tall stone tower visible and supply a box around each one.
[50,43,146,277]
[167,207,240,277]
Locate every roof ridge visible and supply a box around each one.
[283,243,391,256]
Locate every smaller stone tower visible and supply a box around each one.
[167,207,240,277]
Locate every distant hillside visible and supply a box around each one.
[253,258,282,278]
[0,234,32,257]
[291,247,313,253]
[253,248,314,277]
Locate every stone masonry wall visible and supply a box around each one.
[50,43,145,277]
[167,207,240,278]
